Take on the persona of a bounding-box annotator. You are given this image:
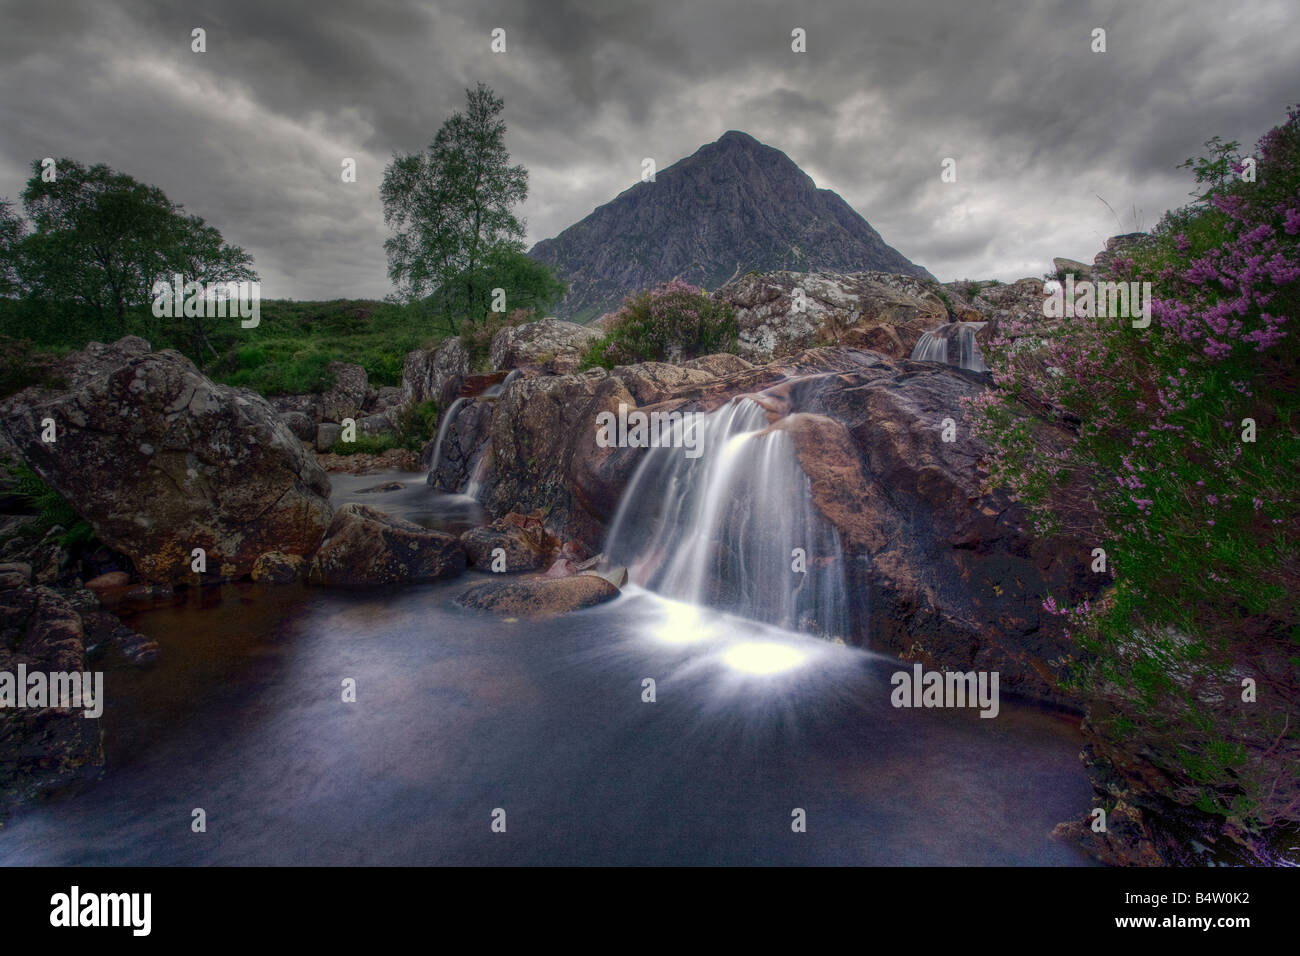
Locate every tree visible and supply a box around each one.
[381,83,531,332]
[0,198,24,297]
[15,158,256,346]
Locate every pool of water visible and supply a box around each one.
[0,578,1094,865]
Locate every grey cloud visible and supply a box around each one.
[0,0,1293,298]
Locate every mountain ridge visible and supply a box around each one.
[529,130,934,322]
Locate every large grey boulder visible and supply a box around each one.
[320,362,369,423]
[489,318,604,374]
[0,337,333,584]
[403,337,468,408]
[711,270,950,362]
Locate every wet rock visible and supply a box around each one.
[355,481,405,494]
[423,399,494,491]
[84,571,131,596]
[314,448,421,475]
[309,503,465,588]
[0,561,31,590]
[610,362,715,406]
[0,585,104,815]
[456,573,620,619]
[490,318,604,374]
[251,551,307,585]
[460,512,558,572]
[0,337,334,585]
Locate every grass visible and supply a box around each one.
[0,297,453,399]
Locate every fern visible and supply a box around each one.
[11,462,96,547]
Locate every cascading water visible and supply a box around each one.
[463,445,491,499]
[603,397,847,638]
[427,396,468,482]
[911,321,988,372]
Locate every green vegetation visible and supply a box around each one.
[966,108,1300,839]
[579,278,738,369]
[0,296,449,399]
[1,158,255,364]
[11,462,95,548]
[381,83,564,332]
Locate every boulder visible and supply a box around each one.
[456,573,620,619]
[489,318,605,374]
[316,422,343,451]
[357,412,392,435]
[711,270,950,362]
[403,337,468,409]
[308,503,465,588]
[320,362,369,423]
[85,571,131,595]
[0,337,334,585]
[280,410,317,442]
[0,561,31,590]
[251,551,307,584]
[460,512,558,572]
[1092,232,1151,278]
[681,353,754,377]
[270,393,322,423]
[373,386,404,411]
[1053,257,1093,279]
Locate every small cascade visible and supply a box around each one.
[603,397,846,638]
[911,321,988,372]
[463,444,491,499]
[426,396,468,483]
[481,368,521,400]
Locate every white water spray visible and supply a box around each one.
[603,397,847,638]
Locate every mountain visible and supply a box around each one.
[528,130,934,323]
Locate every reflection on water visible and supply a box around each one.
[0,580,1094,865]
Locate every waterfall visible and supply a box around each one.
[481,368,521,399]
[603,397,847,638]
[427,396,468,483]
[463,445,491,499]
[911,322,988,372]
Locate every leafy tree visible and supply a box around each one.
[14,159,256,349]
[0,198,25,297]
[381,83,531,332]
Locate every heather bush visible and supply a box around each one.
[580,278,738,369]
[964,107,1300,844]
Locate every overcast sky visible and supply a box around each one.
[1,0,1295,299]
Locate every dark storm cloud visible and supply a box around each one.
[0,0,1294,298]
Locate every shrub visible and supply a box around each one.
[389,398,440,450]
[963,106,1300,840]
[12,463,96,547]
[461,307,535,372]
[579,278,738,369]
